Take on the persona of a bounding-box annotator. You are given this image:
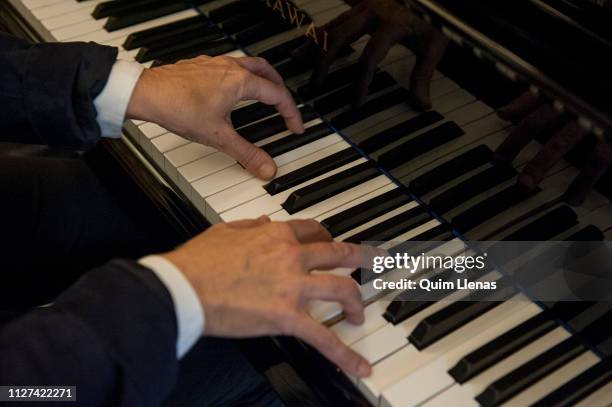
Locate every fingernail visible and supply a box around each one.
[357,360,372,377]
[258,162,276,180]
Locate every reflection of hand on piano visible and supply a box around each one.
[496,91,612,204]
[162,216,379,379]
[295,0,448,109]
[126,55,304,180]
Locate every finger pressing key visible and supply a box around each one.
[292,313,372,378]
[303,274,364,324]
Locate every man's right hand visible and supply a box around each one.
[162,217,378,378]
[126,55,304,181]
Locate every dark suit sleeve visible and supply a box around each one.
[0,33,118,150]
[0,260,179,407]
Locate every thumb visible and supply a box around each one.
[217,122,277,180]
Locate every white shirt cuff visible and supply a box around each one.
[94,60,144,139]
[138,255,204,359]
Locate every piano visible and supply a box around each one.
[3,0,611,405]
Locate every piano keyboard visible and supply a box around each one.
[9,0,612,406]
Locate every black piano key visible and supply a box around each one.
[531,358,611,407]
[330,88,411,130]
[209,0,266,22]
[358,111,444,154]
[149,38,236,66]
[261,123,331,158]
[296,63,362,100]
[238,106,317,144]
[235,18,295,46]
[135,32,225,62]
[385,301,436,326]
[451,184,540,233]
[449,312,557,384]
[123,16,212,50]
[476,337,588,407]
[344,205,430,244]
[231,103,279,129]
[93,0,161,19]
[570,224,605,241]
[448,301,594,384]
[282,162,381,214]
[430,164,517,214]
[409,145,493,196]
[264,148,361,196]
[409,299,504,351]
[476,310,612,407]
[231,64,365,129]
[221,9,278,35]
[313,72,397,116]
[258,36,310,65]
[275,58,308,78]
[351,232,453,285]
[384,270,457,325]
[105,3,193,32]
[378,122,466,170]
[320,188,412,238]
[412,223,454,241]
[501,205,578,241]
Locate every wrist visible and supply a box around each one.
[126,68,159,122]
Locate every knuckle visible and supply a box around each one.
[270,222,293,238]
[331,242,353,258]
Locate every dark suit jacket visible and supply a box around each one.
[0,34,179,406]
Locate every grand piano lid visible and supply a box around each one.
[408,0,612,141]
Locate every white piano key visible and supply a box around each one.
[434,89,477,115]
[357,292,526,404]
[41,5,98,30]
[190,130,340,201]
[195,136,347,218]
[430,77,461,99]
[64,9,198,44]
[51,16,106,41]
[502,352,600,407]
[314,183,399,222]
[220,158,367,221]
[22,0,64,10]
[139,122,168,140]
[149,133,190,167]
[151,133,189,154]
[178,151,235,184]
[33,0,103,20]
[330,297,391,346]
[574,380,612,407]
[273,132,343,167]
[119,49,140,61]
[206,140,351,215]
[333,202,420,242]
[421,326,572,407]
[446,101,493,127]
[380,303,542,407]
[164,142,217,178]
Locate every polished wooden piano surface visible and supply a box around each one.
[2,1,611,405]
